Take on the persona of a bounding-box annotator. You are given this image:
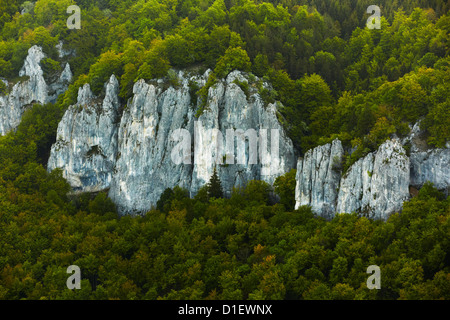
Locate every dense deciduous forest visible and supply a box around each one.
[0,0,449,299]
[0,111,449,299]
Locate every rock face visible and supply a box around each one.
[410,149,450,194]
[337,140,410,220]
[295,139,344,220]
[335,153,374,218]
[47,75,120,193]
[190,71,296,199]
[295,132,448,220]
[0,45,72,136]
[3,45,448,219]
[108,73,197,213]
[49,70,297,214]
[406,122,450,194]
[48,63,73,103]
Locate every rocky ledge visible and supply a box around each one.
[295,124,449,220]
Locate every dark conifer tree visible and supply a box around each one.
[207,167,223,199]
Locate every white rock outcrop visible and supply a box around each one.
[295,134,448,220]
[49,70,297,214]
[295,139,344,220]
[47,75,120,193]
[3,46,447,219]
[406,122,450,194]
[0,45,72,135]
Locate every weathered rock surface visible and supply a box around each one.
[47,75,120,193]
[335,152,374,217]
[191,71,296,198]
[336,140,411,220]
[405,122,450,194]
[3,45,448,219]
[108,73,197,213]
[0,45,72,135]
[295,132,448,220]
[48,62,73,103]
[410,149,450,194]
[358,139,409,219]
[295,139,344,220]
[49,70,297,214]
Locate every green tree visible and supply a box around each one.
[88,50,123,95]
[207,168,223,199]
[34,0,75,26]
[215,46,251,78]
[88,192,117,216]
[157,188,175,212]
[252,53,270,77]
[273,169,296,211]
[299,73,333,117]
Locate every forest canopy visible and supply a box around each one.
[0,0,449,300]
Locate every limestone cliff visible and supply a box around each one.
[5,47,443,218]
[49,70,297,214]
[405,123,450,193]
[295,139,344,220]
[295,128,449,220]
[47,75,120,193]
[0,45,72,135]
